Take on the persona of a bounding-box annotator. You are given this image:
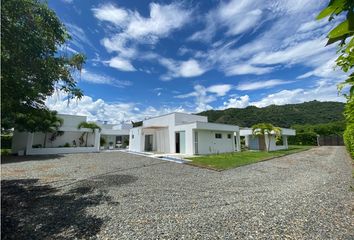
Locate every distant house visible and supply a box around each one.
[129,112,241,155]
[240,128,296,151]
[12,114,131,155]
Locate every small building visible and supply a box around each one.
[12,114,131,155]
[129,112,240,155]
[240,128,296,151]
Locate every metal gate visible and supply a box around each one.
[318,135,344,146]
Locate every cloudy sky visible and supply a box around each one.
[47,0,345,123]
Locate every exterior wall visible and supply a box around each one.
[58,114,86,128]
[32,131,96,148]
[129,127,143,152]
[11,131,29,154]
[197,130,235,155]
[248,135,260,150]
[174,124,194,155]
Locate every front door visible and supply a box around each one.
[175,132,180,153]
[144,135,153,152]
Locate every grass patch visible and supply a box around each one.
[1,149,11,156]
[187,145,313,171]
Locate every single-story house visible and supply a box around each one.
[240,128,296,151]
[11,114,132,155]
[129,112,241,155]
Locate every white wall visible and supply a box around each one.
[11,131,29,153]
[58,114,86,128]
[174,112,207,125]
[197,130,235,154]
[32,131,96,148]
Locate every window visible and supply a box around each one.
[215,133,222,139]
[227,134,232,139]
[132,134,134,139]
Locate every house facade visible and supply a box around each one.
[240,128,296,151]
[12,114,131,155]
[129,112,241,155]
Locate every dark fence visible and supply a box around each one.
[318,135,344,146]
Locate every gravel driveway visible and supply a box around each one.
[1,146,353,239]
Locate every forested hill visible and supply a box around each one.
[198,101,345,127]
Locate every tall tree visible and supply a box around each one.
[317,0,354,157]
[252,123,281,152]
[1,0,85,131]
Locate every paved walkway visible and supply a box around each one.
[1,146,353,239]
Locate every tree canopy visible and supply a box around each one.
[1,0,85,131]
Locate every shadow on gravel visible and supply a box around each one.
[1,155,64,164]
[1,175,137,239]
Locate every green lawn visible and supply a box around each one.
[186,145,313,171]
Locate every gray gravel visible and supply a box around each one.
[1,146,353,239]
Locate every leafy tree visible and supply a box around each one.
[317,0,354,157]
[1,0,85,131]
[252,123,281,152]
[77,122,101,147]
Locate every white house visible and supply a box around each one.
[12,114,132,155]
[240,128,296,151]
[129,112,241,155]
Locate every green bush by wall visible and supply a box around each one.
[343,124,354,158]
[288,132,318,146]
[1,135,12,149]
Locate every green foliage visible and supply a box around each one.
[198,101,345,127]
[100,137,107,146]
[288,132,318,146]
[1,0,85,131]
[292,121,346,135]
[344,124,354,158]
[131,121,143,127]
[1,135,12,149]
[77,122,101,147]
[63,142,71,148]
[318,0,354,158]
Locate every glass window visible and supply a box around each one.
[215,133,222,139]
[227,134,232,139]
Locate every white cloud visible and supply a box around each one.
[159,58,206,80]
[46,91,185,123]
[250,79,345,107]
[106,57,136,71]
[225,64,273,76]
[81,69,132,88]
[222,95,250,109]
[93,2,192,72]
[236,79,293,91]
[207,84,232,96]
[64,23,95,51]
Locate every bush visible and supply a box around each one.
[288,132,318,145]
[63,142,70,147]
[1,135,12,149]
[344,124,354,158]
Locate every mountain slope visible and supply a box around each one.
[198,101,345,127]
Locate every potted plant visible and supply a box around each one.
[100,137,106,150]
[108,141,114,150]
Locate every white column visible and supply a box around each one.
[26,133,34,155]
[94,129,100,152]
[283,136,288,149]
[235,131,241,152]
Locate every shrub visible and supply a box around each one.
[63,142,70,147]
[288,132,318,145]
[1,135,12,149]
[344,124,354,158]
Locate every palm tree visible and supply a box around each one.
[252,123,281,152]
[41,115,64,148]
[77,122,101,147]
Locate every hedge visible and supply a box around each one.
[1,135,12,149]
[288,132,317,146]
[344,124,354,158]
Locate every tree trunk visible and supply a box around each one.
[43,132,47,148]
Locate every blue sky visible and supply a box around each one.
[46,0,345,123]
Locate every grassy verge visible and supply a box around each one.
[186,145,313,171]
[1,149,11,156]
